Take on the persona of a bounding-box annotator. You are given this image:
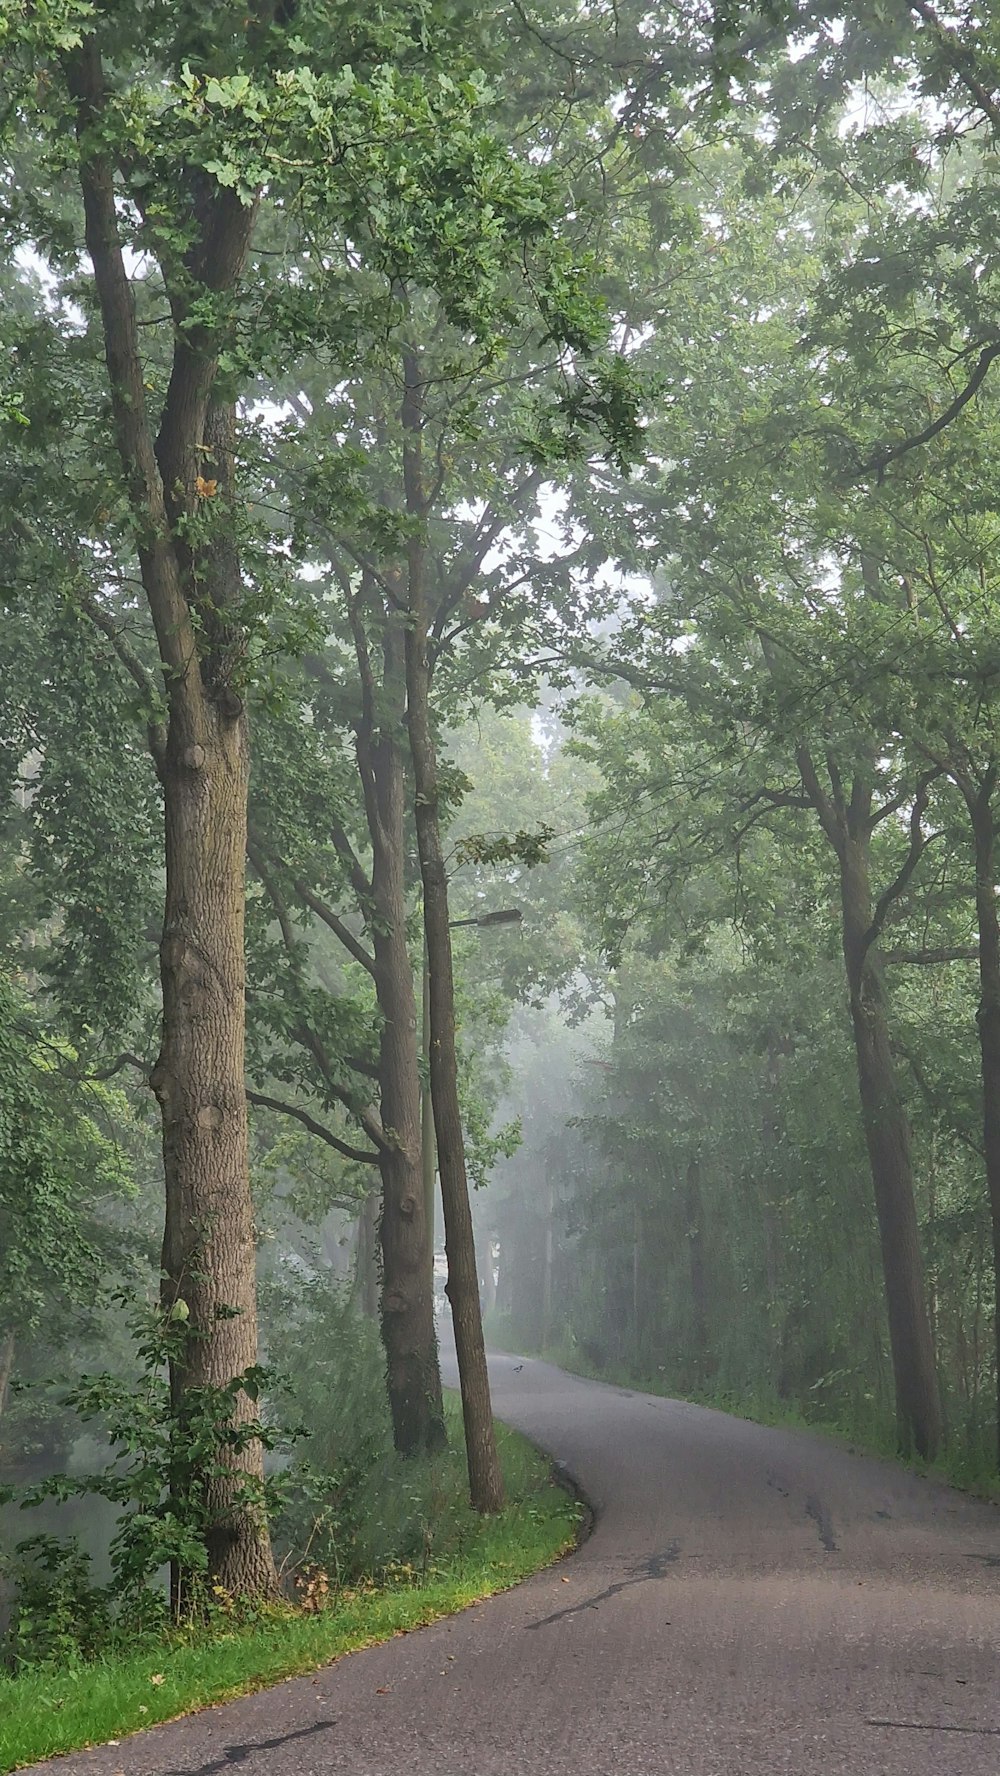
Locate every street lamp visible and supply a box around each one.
[423,908,523,1292]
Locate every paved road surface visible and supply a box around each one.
[30,1352,1000,1775]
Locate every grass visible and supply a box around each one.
[0,1411,580,1774]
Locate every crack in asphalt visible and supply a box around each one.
[526,1542,680,1631]
[805,1493,838,1552]
[868,1719,1000,1737]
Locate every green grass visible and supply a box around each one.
[0,1415,580,1774]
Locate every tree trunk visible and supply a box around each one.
[839,832,943,1460]
[153,705,277,1608]
[969,782,1000,1470]
[370,676,445,1454]
[398,346,502,1511]
[405,602,504,1512]
[481,1233,498,1317]
[353,1189,381,1320]
[0,1328,14,1427]
[69,43,275,1605]
[685,1156,710,1378]
[354,610,445,1453]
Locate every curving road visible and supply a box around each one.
[32,1352,1000,1775]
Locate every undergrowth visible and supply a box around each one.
[0,1405,578,1774]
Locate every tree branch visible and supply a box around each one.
[246,1090,379,1165]
[909,0,1000,136]
[867,773,942,947]
[796,748,844,852]
[292,878,378,979]
[867,340,1000,481]
[885,946,978,965]
[247,836,302,957]
[66,39,198,689]
[292,1022,387,1153]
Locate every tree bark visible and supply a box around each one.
[839,830,943,1460]
[368,629,445,1453]
[968,779,1000,1470]
[353,1189,381,1320]
[406,643,504,1506]
[153,701,276,1606]
[685,1157,710,1377]
[70,41,276,1603]
[400,350,503,1510]
[0,1328,14,1427]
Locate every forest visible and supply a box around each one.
[4,0,1000,1745]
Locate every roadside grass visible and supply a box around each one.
[487,1319,1000,1506]
[0,1411,580,1774]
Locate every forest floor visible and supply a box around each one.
[0,1414,579,1774]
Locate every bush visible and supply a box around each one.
[2,1296,288,1668]
[4,1534,112,1671]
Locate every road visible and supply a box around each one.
[30,1352,1000,1775]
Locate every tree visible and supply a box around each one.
[4,0,637,1562]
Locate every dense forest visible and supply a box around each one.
[4,0,1000,1699]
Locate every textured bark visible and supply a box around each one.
[0,1329,14,1427]
[407,650,503,1508]
[354,612,445,1455]
[399,351,502,1509]
[70,38,276,1603]
[968,782,1000,1470]
[370,696,446,1453]
[481,1234,498,1317]
[839,832,943,1461]
[354,1189,381,1321]
[153,705,276,1606]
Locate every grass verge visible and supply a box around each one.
[0,1415,579,1774]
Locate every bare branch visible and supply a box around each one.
[247,836,301,956]
[885,946,978,965]
[246,1090,379,1166]
[292,878,378,979]
[293,1021,387,1153]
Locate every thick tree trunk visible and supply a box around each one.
[152,705,277,1608]
[839,834,943,1460]
[969,784,1000,1471]
[70,44,275,1607]
[405,613,504,1512]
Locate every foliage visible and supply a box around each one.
[0,1415,576,1775]
[3,1300,288,1664]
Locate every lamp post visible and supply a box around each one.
[423,907,523,1297]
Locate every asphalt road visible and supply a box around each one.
[30,1352,1000,1776]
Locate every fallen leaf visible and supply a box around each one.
[150,1672,166,1686]
[376,1686,391,1694]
